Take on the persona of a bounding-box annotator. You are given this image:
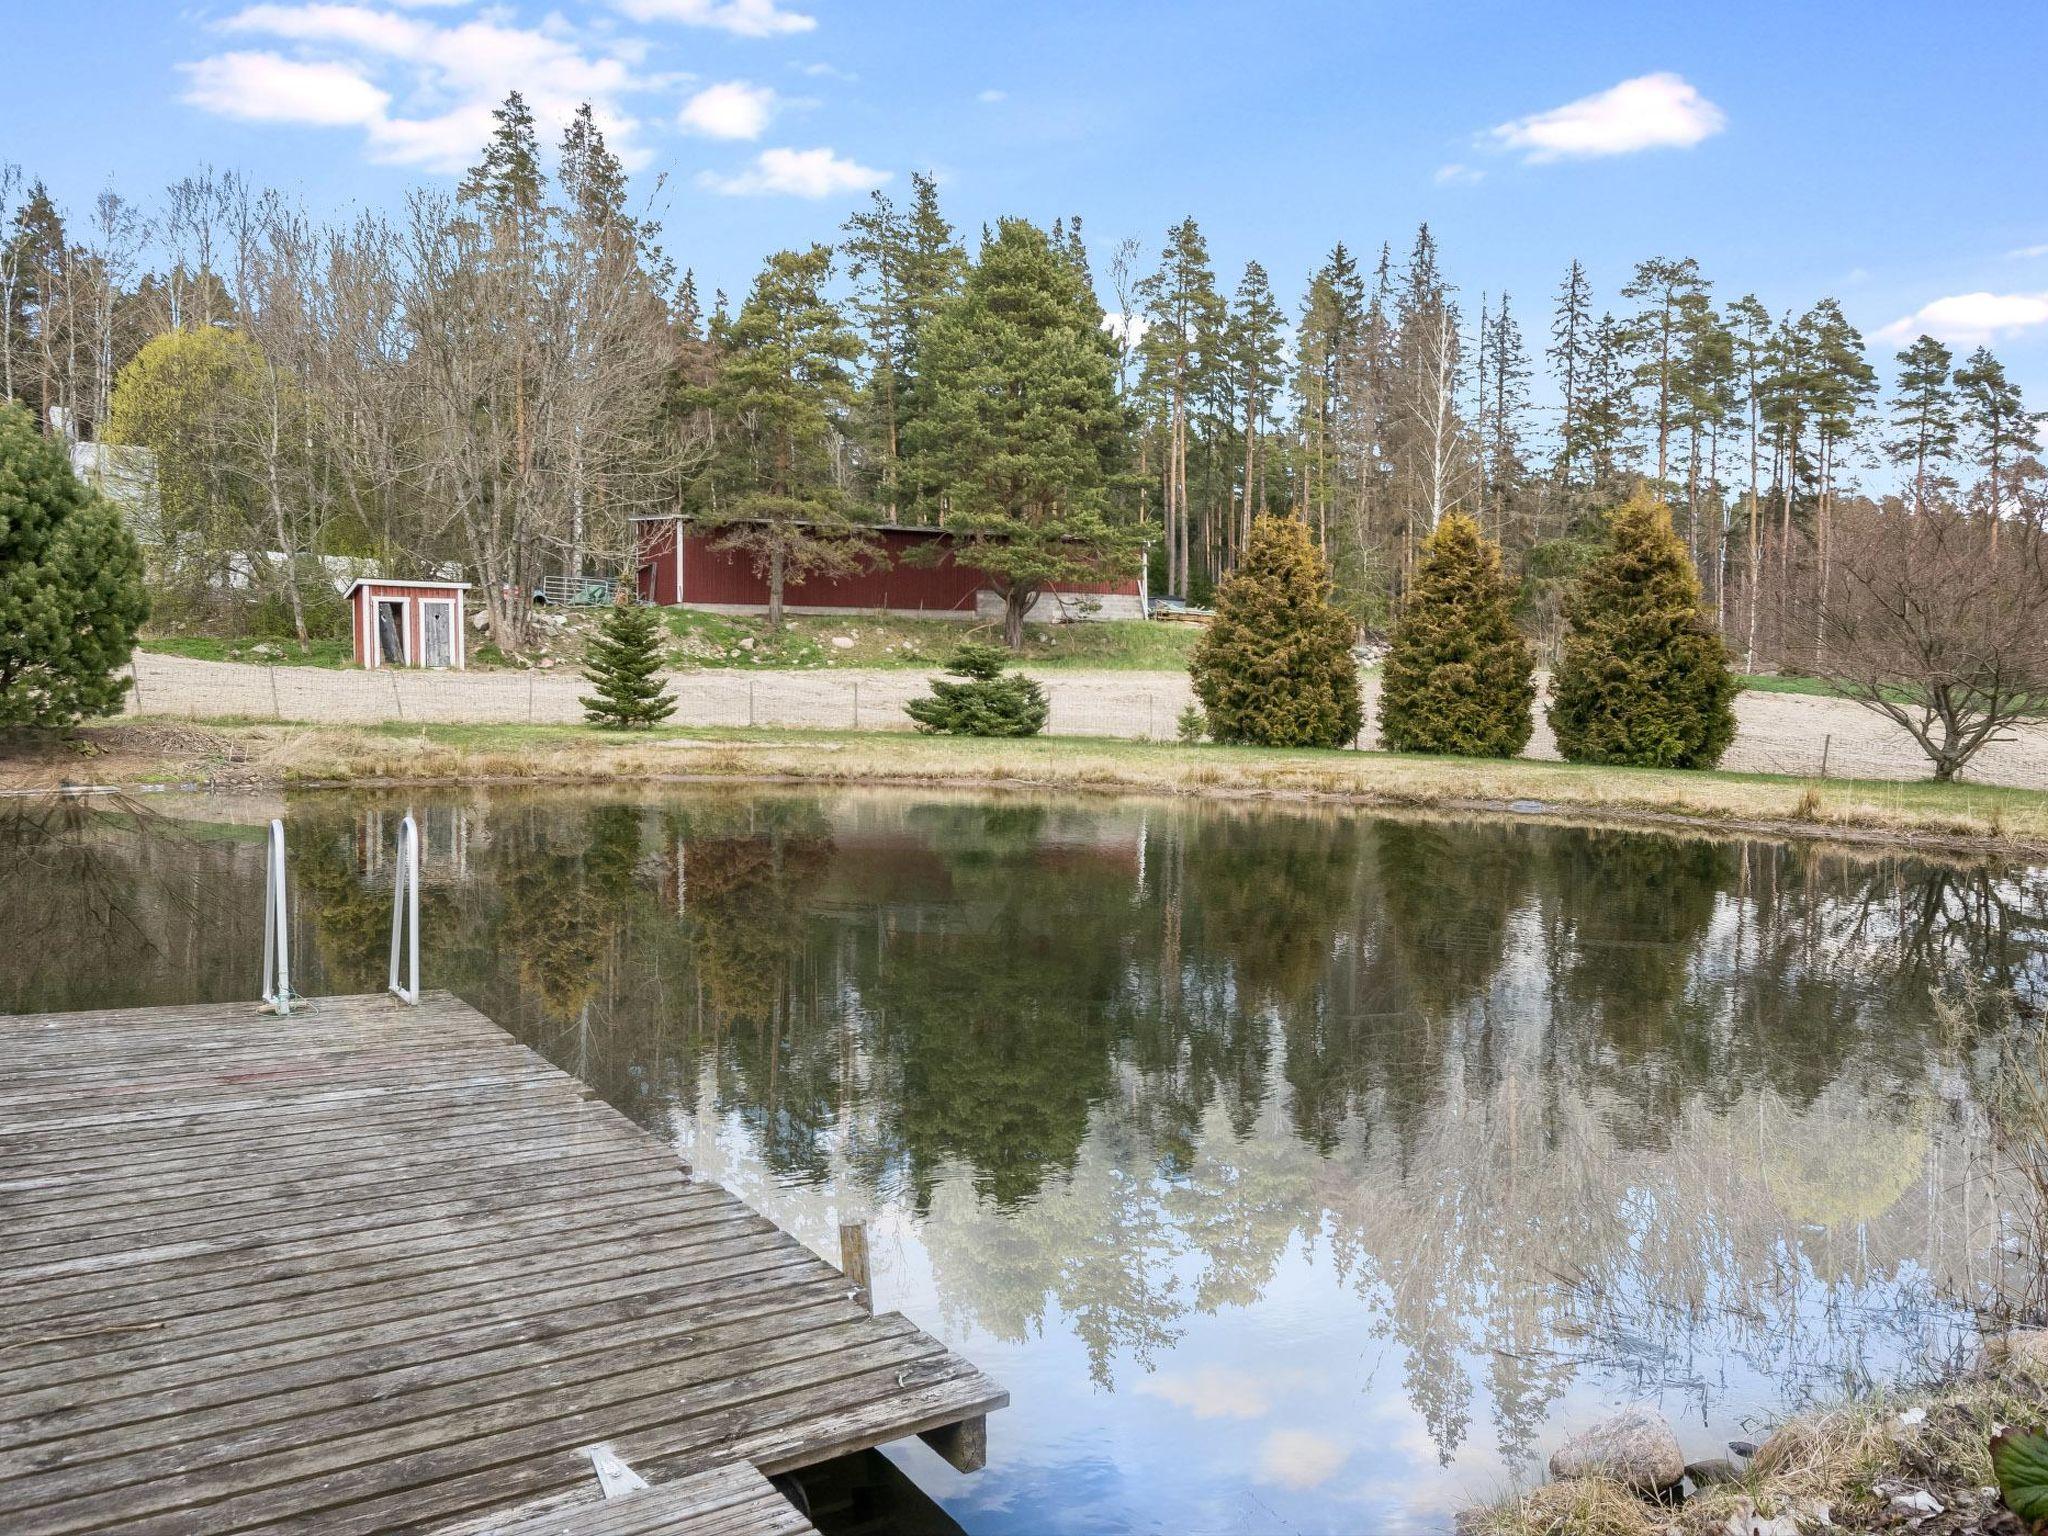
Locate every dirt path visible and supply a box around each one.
[122,652,2048,790]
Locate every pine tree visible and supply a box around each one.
[1137,217,1225,598]
[1548,490,1737,769]
[1549,259,1593,484]
[903,642,1048,736]
[1224,261,1286,566]
[1621,256,1709,486]
[1481,293,1532,538]
[695,244,867,629]
[1954,345,2037,527]
[906,218,1139,648]
[0,402,149,725]
[1379,511,1533,757]
[1190,513,1361,749]
[1887,335,1959,512]
[1293,244,1365,548]
[580,598,676,728]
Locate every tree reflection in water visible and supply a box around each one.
[6,789,2044,1530]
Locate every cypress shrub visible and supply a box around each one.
[1380,512,1534,757]
[1191,514,1362,749]
[1547,491,1738,769]
[580,600,677,728]
[905,642,1049,736]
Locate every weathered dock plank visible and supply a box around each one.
[0,992,1003,1534]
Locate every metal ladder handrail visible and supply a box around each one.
[260,818,293,1015]
[388,810,421,1005]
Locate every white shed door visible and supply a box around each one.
[422,602,454,668]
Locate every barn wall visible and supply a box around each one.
[635,520,1142,620]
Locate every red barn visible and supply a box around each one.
[346,578,470,670]
[632,517,1146,622]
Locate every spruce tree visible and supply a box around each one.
[1887,335,1959,512]
[1547,491,1737,769]
[1191,514,1361,749]
[1379,512,1533,757]
[906,218,1139,648]
[580,599,676,729]
[0,403,149,726]
[904,643,1048,737]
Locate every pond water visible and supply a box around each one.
[4,788,2045,1534]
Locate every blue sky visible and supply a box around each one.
[10,0,2048,414]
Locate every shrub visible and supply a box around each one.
[1176,703,1208,745]
[1547,491,1737,769]
[905,643,1048,736]
[1190,514,1361,749]
[1380,512,1534,757]
[580,600,676,729]
[0,403,148,726]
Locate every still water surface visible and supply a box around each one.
[4,789,2045,1534]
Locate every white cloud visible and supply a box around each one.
[976,88,1006,104]
[679,80,777,139]
[698,146,888,197]
[1878,291,2048,343]
[1488,72,1726,162]
[179,51,389,126]
[2008,243,2048,260]
[187,2,656,172]
[1256,1429,1350,1490]
[793,61,854,80]
[1101,311,1150,349]
[613,0,816,37]
[1434,162,1484,186]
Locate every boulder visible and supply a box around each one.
[1548,1405,1686,1494]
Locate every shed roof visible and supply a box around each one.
[344,578,472,596]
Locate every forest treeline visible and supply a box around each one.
[3,91,2040,664]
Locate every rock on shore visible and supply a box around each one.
[1546,1405,1686,1494]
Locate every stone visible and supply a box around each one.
[1547,1405,1686,1494]
[1686,1458,1743,1488]
[738,637,754,650]
[831,636,855,649]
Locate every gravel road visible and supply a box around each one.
[125,652,2048,790]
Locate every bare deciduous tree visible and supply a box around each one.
[1812,501,2048,781]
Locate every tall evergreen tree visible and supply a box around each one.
[1137,217,1224,598]
[1548,491,1737,769]
[696,244,867,629]
[1224,261,1286,568]
[1954,345,2037,529]
[1293,243,1365,549]
[1480,293,1532,539]
[906,218,1138,648]
[1621,256,1709,486]
[1548,259,1594,484]
[1379,511,1533,757]
[1887,334,1959,513]
[1190,513,1361,749]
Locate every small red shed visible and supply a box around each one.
[346,578,471,670]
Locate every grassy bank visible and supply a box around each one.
[13,718,2048,857]
[663,611,1204,670]
[1463,1353,2047,1536]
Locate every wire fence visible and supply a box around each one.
[121,652,2048,790]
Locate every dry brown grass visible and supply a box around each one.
[1465,1358,2048,1535]
[11,720,2048,859]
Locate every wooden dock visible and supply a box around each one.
[0,992,1005,1534]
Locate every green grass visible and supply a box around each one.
[661,610,1203,671]
[139,635,355,668]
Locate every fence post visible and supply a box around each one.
[390,672,404,722]
[852,681,859,730]
[1147,695,1155,740]
[1820,734,1832,779]
[748,677,755,728]
[269,666,281,721]
[527,671,535,724]
[129,660,145,714]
